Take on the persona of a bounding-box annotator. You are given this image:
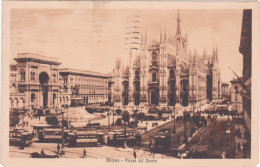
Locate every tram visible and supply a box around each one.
[38,128,71,143]
[154,129,171,151]
[9,128,33,147]
[107,129,140,146]
[68,130,105,147]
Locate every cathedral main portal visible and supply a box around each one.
[148,87,159,105]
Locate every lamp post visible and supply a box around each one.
[183,111,188,144]
[61,105,65,148]
[65,104,69,126]
[21,107,26,130]
[173,106,176,134]
[112,106,115,125]
[107,108,110,130]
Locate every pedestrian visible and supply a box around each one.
[177,136,180,144]
[41,149,45,157]
[149,139,152,151]
[242,142,246,153]
[237,143,241,152]
[83,149,86,158]
[20,141,24,150]
[151,144,155,159]
[133,149,136,159]
[241,143,244,152]
[57,143,60,154]
[221,151,226,159]
[150,144,154,156]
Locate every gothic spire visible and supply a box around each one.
[160,28,163,43]
[164,28,167,42]
[212,45,215,60]
[215,44,219,62]
[176,10,182,36]
[193,49,197,65]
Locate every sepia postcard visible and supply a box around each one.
[1,1,259,167]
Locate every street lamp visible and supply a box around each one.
[173,106,176,134]
[60,107,65,149]
[112,106,115,125]
[64,104,69,126]
[183,111,189,144]
[107,108,110,130]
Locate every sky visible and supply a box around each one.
[10,9,244,83]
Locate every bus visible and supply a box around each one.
[107,129,140,146]
[9,128,33,147]
[68,130,105,147]
[38,128,71,143]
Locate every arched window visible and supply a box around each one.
[20,70,25,81]
[134,82,140,91]
[152,52,157,66]
[152,73,157,82]
[31,93,36,102]
[135,70,140,79]
[31,71,36,81]
[170,69,175,78]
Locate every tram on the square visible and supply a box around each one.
[154,129,171,150]
[9,128,33,147]
[38,128,71,142]
[68,130,105,147]
[107,129,140,146]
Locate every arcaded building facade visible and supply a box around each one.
[9,53,109,110]
[113,12,221,107]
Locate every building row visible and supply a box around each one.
[9,53,110,110]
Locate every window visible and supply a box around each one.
[53,74,57,83]
[170,69,175,78]
[20,70,25,81]
[31,71,36,81]
[31,93,36,102]
[135,70,140,79]
[152,52,157,66]
[152,73,156,82]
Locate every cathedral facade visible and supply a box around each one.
[112,11,221,108]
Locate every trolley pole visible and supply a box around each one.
[66,105,69,126]
[113,107,115,125]
[61,107,64,148]
[107,108,110,130]
[173,107,176,132]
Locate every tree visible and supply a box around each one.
[116,109,122,115]
[122,110,130,123]
[137,112,145,120]
[46,116,59,127]
[115,118,122,126]
[10,112,20,127]
[122,110,130,148]
[157,110,163,119]
[62,120,68,128]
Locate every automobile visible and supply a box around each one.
[30,152,59,158]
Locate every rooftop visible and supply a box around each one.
[60,68,108,78]
[14,53,61,65]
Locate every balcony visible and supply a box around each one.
[148,80,159,87]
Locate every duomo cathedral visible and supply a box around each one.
[112,11,221,107]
